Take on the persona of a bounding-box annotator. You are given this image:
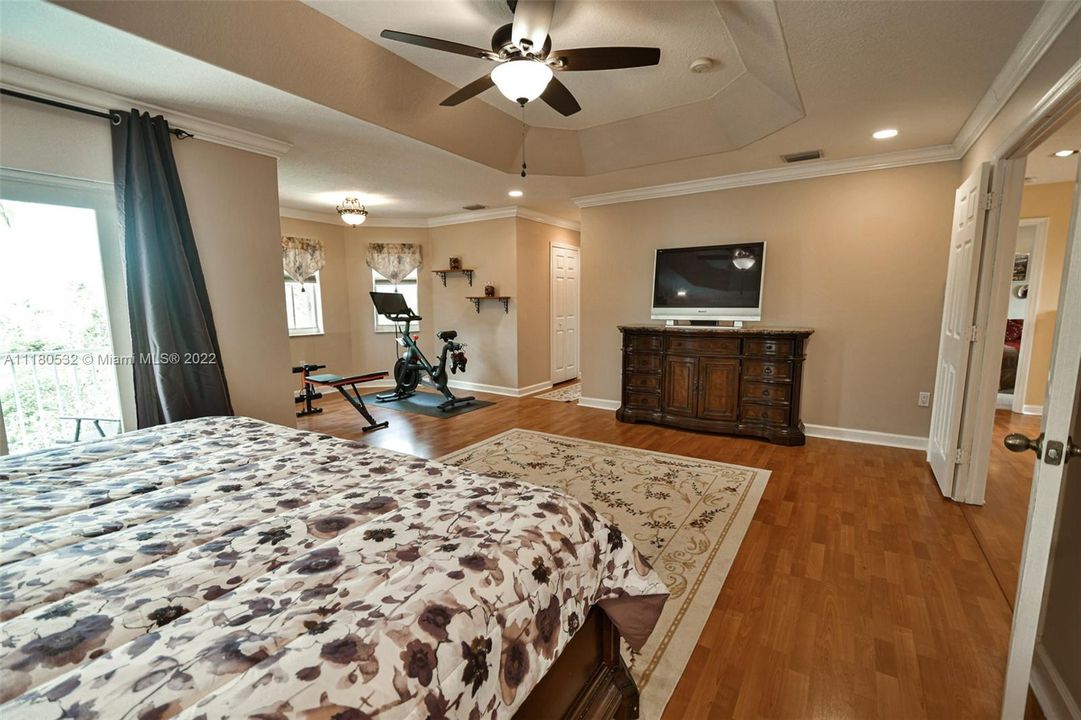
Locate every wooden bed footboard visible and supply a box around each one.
[514,607,639,720]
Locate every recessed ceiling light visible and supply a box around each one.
[508,190,523,198]
[872,128,899,140]
[1053,149,1079,157]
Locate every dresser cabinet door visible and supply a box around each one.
[662,356,698,417]
[698,358,740,421]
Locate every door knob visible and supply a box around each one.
[1004,432,1044,459]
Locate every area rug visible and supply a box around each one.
[534,382,581,402]
[438,429,770,718]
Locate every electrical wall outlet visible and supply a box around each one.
[918,392,931,407]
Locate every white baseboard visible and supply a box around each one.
[578,396,621,411]
[447,379,552,398]
[1032,643,1081,720]
[1022,403,1044,416]
[997,392,1015,409]
[803,424,928,451]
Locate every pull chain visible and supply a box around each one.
[520,101,527,178]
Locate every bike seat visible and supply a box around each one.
[436,330,458,341]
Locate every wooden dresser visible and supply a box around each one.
[617,325,813,445]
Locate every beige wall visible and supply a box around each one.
[515,218,581,389]
[428,218,519,389]
[173,140,295,427]
[1019,181,1072,407]
[277,216,576,394]
[344,225,434,375]
[279,218,352,374]
[1,95,295,427]
[579,161,961,438]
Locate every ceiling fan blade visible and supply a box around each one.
[511,0,554,55]
[380,30,493,60]
[540,76,581,116]
[550,47,661,71]
[440,74,496,106]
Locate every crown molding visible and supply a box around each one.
[0,64,292,159]
[573,3,1081,210]
[574,144,960,208]
[280,205,579,231]
[953,0,1081,158]
[516,208,581,232]
[426,206,520,227]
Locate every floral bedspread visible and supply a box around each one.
[0,417,666,719]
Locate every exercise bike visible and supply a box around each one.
[369,292,475,412]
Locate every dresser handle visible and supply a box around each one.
[761,389,770,397]
[765,343,775,352]
[763,366,773,376]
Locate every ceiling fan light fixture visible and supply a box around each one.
[336,197,368,226]
[491,59,553,104]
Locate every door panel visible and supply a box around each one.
[662,356,697,417]
[698,358,740,421]
[551,245,580,384]
[1000,165,1081,719]
[928,163,992,497]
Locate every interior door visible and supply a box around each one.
[662,356,698,417]
[928,163,992,497]
[1000,169,1081,719]
[550,245,579,384]
[698,358,740,421]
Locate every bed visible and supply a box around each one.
[0,416,667,719]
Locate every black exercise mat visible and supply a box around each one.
[360,391,495,419]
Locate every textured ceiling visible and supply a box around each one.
[305,0,747,131]
[0,0,1055,222]
[1025,112,1081,185]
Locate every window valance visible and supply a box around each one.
[366,243,422,284]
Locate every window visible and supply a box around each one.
[285,272,323,336]
[373,268,419,332]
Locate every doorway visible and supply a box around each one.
[550,243,580,385]
[998,218,1049,416]
[0,171,133,454]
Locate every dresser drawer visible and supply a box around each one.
[741,402,789,425]
[625,390,661,410]
[744,338,795,357]
[667,336,740,356]
[742,381,791,404]
[625,333,663,351]
[743,360,792,381]
[625,372,662,392]
[624,352,662,373]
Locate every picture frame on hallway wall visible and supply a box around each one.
[1013,253,1029,281]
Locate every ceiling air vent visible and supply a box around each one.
[781,150,822,163]
[461,204,487,211]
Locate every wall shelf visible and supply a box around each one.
[466,296,510,314]
[432,269,474,287]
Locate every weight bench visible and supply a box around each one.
[306,371,389,432]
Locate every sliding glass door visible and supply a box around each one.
[0,170,133,454]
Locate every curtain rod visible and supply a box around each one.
[1,88,194,139]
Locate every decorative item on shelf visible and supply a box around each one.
[467,296,511,314]
[281,236,325,292]
[449,256,462,270]
[484,283,496,297]
[366,243,422,282]
[336,197,368,226]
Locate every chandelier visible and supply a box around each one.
[281,236,325,291]
[337,197,368,226]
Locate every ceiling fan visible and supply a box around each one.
[380,0,661,117]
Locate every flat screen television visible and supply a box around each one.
[651,242,766,322]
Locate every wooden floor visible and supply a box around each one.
[300,388,1038,719]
